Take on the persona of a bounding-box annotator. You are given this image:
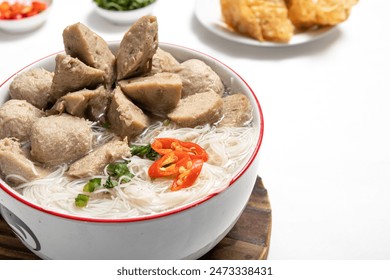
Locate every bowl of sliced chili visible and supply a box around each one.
[0,0,52,33]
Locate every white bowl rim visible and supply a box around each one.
[0,42,264,224]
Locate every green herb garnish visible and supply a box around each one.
[107,161,134,181]
[75,194,90,208]
[130,144,159,161]
[75,161,134,207]
[93,0,156,11]
[103,176,118,189]
[83,178,102,192]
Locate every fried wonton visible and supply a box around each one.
[286,0,359,28]
[220,0,295,43]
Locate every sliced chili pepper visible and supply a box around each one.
[0,1,46,20]
[148,151,190,178]
[171,159,204,191]
[151,138,208,161]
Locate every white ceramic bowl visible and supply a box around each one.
[94,0,157,25]
[0,0,52,34]
[0,42,264,260]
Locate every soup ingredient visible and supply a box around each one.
[9,68,54,110]
[47,86,109,122]
[174,59,224,98]
[151,138,208,161]
[130,144,158,160]
[75,194,89,207]
[107,87,150,141]
[116,15,158,80]
[148,151,190,178]
[30,114,93,165]
[167,90,223,128]
[75,161,134,207]
[50,54,105,101]
[118,72,182,116]
[67,137,131,178]
[171,158,203,191]
[219,93,253,127]
[151,48,180,74]
[63,22,116,87]
[0,99,45,142]
[83,178,101,192]
[0,138,48,184]
[220,0,294,43]
[148,138,208,191]
[106,161,134,182]
[0,1,47,20]
[93,0,156,11]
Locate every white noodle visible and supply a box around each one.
[13,123,256,219]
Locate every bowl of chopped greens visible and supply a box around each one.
[93,0,157,25]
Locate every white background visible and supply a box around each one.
[0,0,389,260]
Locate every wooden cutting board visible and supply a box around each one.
[0,177,271,260]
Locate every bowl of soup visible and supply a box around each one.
[0,17,264,259]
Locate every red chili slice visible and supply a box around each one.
[171,159,204,191]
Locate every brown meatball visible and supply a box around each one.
[116,16,158,80]
[67,137,131,178]
[118,72,182,116]
[167,90,223,127]
[9,68,54,110]
[63,22,116,87]
[0,138,48,185]
[174,59,224,98]
[30,114,93,165]
[50,54,105,101]
[0,99,45,142]
[107,87,150,141]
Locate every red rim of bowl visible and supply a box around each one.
[0,42,264,223]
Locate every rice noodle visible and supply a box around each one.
[14,122,256,219]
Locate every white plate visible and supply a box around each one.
[195,0,336,47]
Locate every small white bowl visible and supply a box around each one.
[94,0,157,25]
[0,0,52,34]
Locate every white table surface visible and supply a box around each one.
[1,0,389,260]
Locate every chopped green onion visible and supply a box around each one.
[103,176,118,189]
[107,161,134,179]
[83,178,102,192]
[75,194,89,208]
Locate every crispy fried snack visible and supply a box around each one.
[286,0,359,28]
[220,0,295,43]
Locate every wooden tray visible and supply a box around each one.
[0,177,271,260]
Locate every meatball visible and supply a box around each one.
[0,99,45,142]
[30,114,93,165]
[9,68,54,110]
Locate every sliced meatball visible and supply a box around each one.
[51,54,105,100]
[118,72,182,116]
[47,86,109,121]
[107,87,150,141]
[67,137,131,178]
[0,138,48,185]
[167,90,223,128]
[218,93,253,127]
[151,48,180,74]
[63,22,116,87]
[174,59,224,98]
[0,99,45,142]
[30,114,93,166]
[9,68,54,110]
[116,16,158,80]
